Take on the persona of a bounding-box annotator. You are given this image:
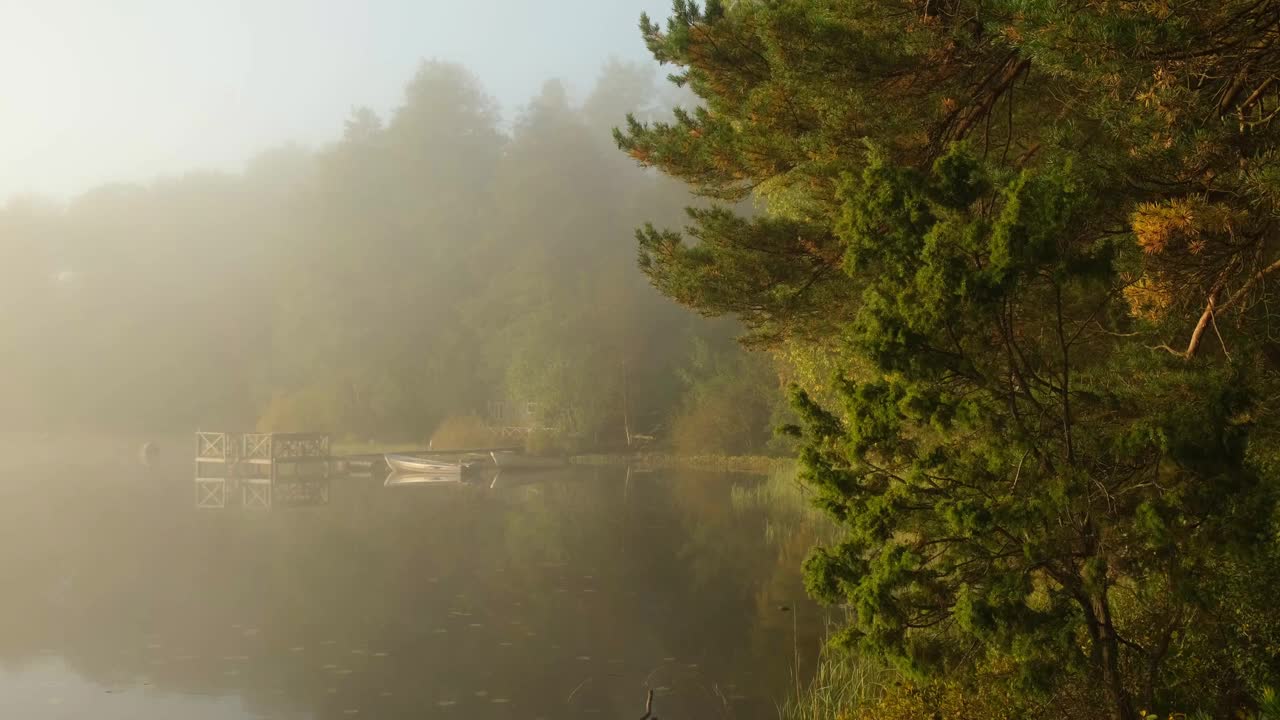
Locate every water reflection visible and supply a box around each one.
[0,458,826,719]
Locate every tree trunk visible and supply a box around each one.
[1081,590,1137,720]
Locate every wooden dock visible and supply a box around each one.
[195,432,331,509]
[195,433,521,507]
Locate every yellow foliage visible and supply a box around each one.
[256,383,346,433]
[1124,275,1176,323]
[1131,199,1196,255]
[428,414,502,450]
[1130,196,1241,256]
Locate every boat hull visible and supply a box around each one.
[384,454,466,475]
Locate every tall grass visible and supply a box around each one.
[572,452,789,474]
[730,463,838,543]
[778,640,894,720]
[729,465,894,720]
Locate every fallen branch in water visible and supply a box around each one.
[640,689,656,719]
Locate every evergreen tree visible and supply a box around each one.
[618,2,1280,717]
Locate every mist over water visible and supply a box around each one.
[0,443,824,719]
[0,6,809,718]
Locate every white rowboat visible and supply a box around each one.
[385,453,468,475]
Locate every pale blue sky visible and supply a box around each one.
[0,0,671,200]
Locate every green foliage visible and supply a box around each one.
[670,332,786,455]
[622,1,1280,718]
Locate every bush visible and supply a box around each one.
[256,384,346,433]
[428,415,502,450]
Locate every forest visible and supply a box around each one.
[617,1,1280,719]
[0,59,786,455]
[6,0,1280,718]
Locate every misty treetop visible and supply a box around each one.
[0,59,785,455]
[619,1,1280,718]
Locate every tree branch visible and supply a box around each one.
[1216,256,1280,314]
[640,689,656,720]
[1184,290,1219,358]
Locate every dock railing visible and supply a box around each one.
[194,432,331,509]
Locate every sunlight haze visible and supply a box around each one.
[0,0,667,200]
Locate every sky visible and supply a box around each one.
[0,0,671,201]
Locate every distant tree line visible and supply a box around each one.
[0,59,787,455]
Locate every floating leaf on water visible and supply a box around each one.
[436,700,457,707]
[474,691,489,697]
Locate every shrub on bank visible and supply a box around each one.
[428,415,503,450]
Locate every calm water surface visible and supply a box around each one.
[0,446,825,719]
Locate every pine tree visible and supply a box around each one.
[618,2,1280,717]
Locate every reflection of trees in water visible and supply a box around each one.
[0,462,824,719]
[672,469,836,681]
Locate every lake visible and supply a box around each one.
[0,443,828,719]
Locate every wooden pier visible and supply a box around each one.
[195,432,331,509]
[194,432,524,508]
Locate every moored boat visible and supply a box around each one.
[385,453,472,475]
